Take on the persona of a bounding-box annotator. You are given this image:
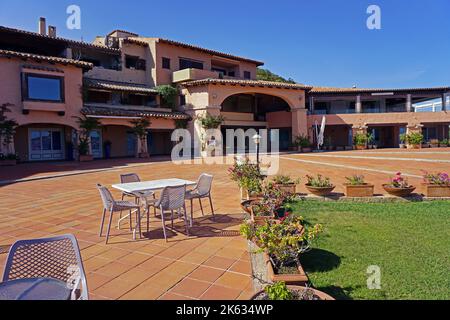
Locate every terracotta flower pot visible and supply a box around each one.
[240,187,263,201]
[344,184,374,197]
[273,183,297,194]
[382,184,416,197]
[264,253,308,285]
[305,185,335,197]
[423,184,450,198]
[250,285,335,300]
[355,145,366,150]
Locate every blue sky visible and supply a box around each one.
[1,0,449,88]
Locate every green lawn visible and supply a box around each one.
[292,201,450,300]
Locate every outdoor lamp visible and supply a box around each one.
[253,134,262,169]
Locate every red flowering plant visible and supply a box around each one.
[228,156,264,195]
[422,171,450,186]
[387,172,410,188]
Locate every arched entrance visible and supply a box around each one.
[220,93,293,152]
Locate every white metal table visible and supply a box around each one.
[112,178,196,237]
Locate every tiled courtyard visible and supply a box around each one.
[0,148,449,300]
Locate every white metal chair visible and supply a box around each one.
[152,185,189,242]
[97,184,142,244]
[2,234,89,300]
[185,173,214,226]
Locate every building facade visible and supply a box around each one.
[0,18,449,162]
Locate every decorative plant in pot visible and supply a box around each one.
[196,113,224,156]
[242,215,323,284]
[75,116,101,162]
[439,139,449,148]
[272,175,299,195]
[367,133,377,149]
[130,118,151,158]
[0,103,18,165]
[250,281,334,301]
[422,171,450,198]
[344,174,374,197]
[294,135,311,153]
[405,132,423,149]
[353,133,368,150]
[399,133,407,149]
[229,156,264,201]
[305,174,335,196]
[382,172,416,197]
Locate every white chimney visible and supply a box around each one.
[38,17,46,35]
[48,26,57,38]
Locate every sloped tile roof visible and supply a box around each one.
[82,105,190,120]
[310,86,450,94]
[181,78,312,90]
[0,49,93,69]
[84,78,158,94]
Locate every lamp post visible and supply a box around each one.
[252,133,262,170]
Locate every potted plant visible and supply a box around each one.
[294,135,312,153]
[344,174,374,197]
[0,153,19,166]
[75,116,101,162]
[250,282,334,301]
[405,132,423,149]
[422,171,450,197]
[429,139,439,148]
[242,215,322,284]
[399,133,407,149]
[382,172,416,197]
[130,118,151,158]
[272,175,299,195]
[305,174,335,196]
[439,139,449,148]
[353,133,368,150]
[229,157,264,200]
[367,133,375,149]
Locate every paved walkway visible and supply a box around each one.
[0,148,449,299]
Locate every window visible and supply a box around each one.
[23,74,64,102]
[162,57,171,69]
[212,67,227,76]
[228,71,235,77]
[179,95,186,106]
[125,55,146,70]
[179,58,203,70]
[243,71,251,79]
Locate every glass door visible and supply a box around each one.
[28,128,64,161]
[90,130,103,159]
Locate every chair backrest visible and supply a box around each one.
[120,173,140,184]
[157,185,186,211]
[97,184,115,210]
[2,234,89,300]
[197,173,213,196]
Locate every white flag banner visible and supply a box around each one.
[318,116,326,148]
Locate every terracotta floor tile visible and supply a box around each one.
[215,272,251,291]
[93,279,138,300]
[178,251,211,265]
[86,272,114,291]
[203,256,236,270]
[95,262,133,278]
[158,292,196,300]
[170,278,212,298]
[116,252,151,267]
[117,267,154,286]
[120,283,167,300]
[200,284,242,300]
[229,260,252,275]
[187,266,225,283]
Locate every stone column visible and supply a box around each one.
[356,95,362,113]
[309,96,315,114]
[291,108,308,142]
[380,98,386,113]
[442,93,448,112]
[406,94,413,112]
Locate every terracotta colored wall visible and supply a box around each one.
[102,125,129,158]
[266,111,292,128]
[0,57,84,129]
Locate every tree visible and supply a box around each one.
[0,103,18,156]
[75,116,101,156]
[257,68,296,84]
[130,118,151,157]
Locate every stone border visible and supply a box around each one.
[248,240,269,293]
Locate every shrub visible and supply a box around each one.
[306,174,333,188]
[405,132,423,146]
[0,153,19,161]
[345,174,366,185]
[294,135,310,148]
[440,139,449,146]
[422,171,450,186]
[265,282,293,300]
[156,85,178,109]
[196,113,224,129]
[387,172,410,188]
[399,133,407,144]
[353,133,368,146]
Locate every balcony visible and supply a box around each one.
[172,68,220,83]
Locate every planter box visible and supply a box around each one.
[240,187,263,201]
[407,144,421,149]
[79,155,93,162]
[251,285,334,300]
[264,253,308,285]
[273,183,297,194]
[424,184,450,198]
[344,184,374,197]
[301,147,312,153]
[305,185,335,197]
[0,159,17,166]
[439,144,449,148]
[382,184,416,197]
